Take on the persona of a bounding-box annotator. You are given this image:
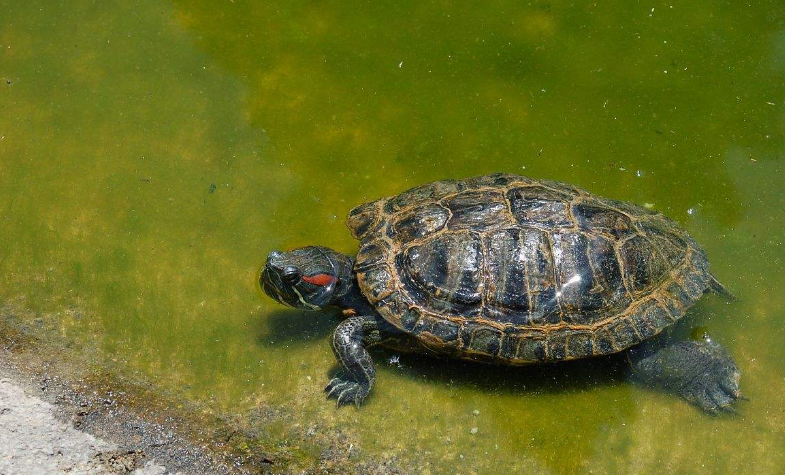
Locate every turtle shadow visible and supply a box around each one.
[366,347,629,396]
[259,310,631,396]
[255,309,339,347]
[361,316,719,397]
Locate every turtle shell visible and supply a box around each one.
[347,173,712,363]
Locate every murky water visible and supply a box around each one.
[2,0,784,473]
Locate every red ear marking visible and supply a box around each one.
[302,274,337,286]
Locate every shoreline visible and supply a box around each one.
[0,354,234,475]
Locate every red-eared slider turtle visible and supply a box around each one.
[261,174,740,413]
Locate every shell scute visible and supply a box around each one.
[391,203,449,241]
[444,190,510,231]
[507,186,572,227]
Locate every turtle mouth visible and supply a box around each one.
[260,265,288,305]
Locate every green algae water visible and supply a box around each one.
[1,0,784,473]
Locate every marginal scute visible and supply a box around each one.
[444,191,510,231]
[593,330,615,354]
[350,173,715,363]
[572,202,636,239]
[516,337,547,362]
[627,298,660,338]
[541,179,581,196]
[392,203,449,241]
[468,327,502,356]
[375,292,407,317]
[548,333,569,360]
[388,179,462,212]
[665,281,693,309]
[430,320,460,342]
[600,197,656,216]
[399,308,421,331]
[565,331,594,358]
[499,334,519,359]
[354,242,386,272]
[359,264,394,301]
[605,318,640,350]
[683,271,708,300]
[346,199,383,239]
[507,186,572,227]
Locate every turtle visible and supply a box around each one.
[260,173,741,413]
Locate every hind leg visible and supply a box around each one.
[628,337,742,413]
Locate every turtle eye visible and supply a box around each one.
[282,266,301,284]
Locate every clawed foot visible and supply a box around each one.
[631,339,742,414]
[680,346,742,414]
[325,374,370,407]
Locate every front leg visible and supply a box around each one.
[325,315,382,407]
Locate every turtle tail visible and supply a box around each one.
[707,274,736,301]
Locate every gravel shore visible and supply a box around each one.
[0,374,174,475]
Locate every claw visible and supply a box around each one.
[325,376,344,393]
[708,389,734,412]
[336,388,355,407]
[326,381,349,399]
[719,404,738,414]
[719,375,741,399]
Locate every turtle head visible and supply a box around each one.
[260,246,352,311]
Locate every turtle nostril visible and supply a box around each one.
[266,250,284,269]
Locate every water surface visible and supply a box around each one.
[1,1,784,473]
